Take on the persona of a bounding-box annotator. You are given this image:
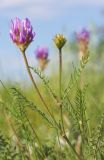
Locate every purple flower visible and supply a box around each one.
[76,28,90,43]
[35,46,49,60]
[35,46,49,71]
[10,17,35,52]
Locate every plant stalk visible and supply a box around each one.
[58,49,65,133]
[21,51,59,128]
[63,135,83,160]
[59,49,62,99]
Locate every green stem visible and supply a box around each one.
[24,112,46,159]
[63,135,83,160]
[21,51,59,128]
[59,49,62,99]
[85,107,91,138]
[59,49,65,133]
[58,50,83,160]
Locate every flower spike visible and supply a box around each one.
[10,17,35,52]
[35,46,49,71]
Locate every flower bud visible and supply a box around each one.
[53,34,66,50]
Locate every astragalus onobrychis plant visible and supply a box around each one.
[0,17,104,160]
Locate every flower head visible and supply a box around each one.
[35,46,49,71]
[53,34,66,50]
[10,17,35,52]
[35,46,48,60]
[76,29,90,59]
[76,28,90,43]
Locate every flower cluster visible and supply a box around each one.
[76,29,90,59]
[76,28,90,43]
[35,46,48,60]
[35,46,49,71]
[53,34,66,50]
[10,17,35,52]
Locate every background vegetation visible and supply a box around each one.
[0,27,104,160]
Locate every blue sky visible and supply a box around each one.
[0,0,104,81]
